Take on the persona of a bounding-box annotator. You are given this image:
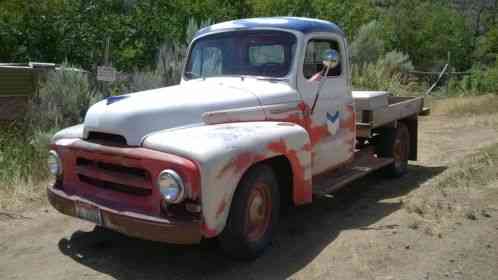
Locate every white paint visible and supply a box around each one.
[297,32,355,175]
[143,122,310,234]
[83,78,298,146]
[51,21,384,238]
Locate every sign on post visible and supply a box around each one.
[97,66,116,82]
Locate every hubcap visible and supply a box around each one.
[245,183,271,242]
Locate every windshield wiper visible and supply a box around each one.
[255,76,288,82]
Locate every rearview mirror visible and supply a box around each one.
[322,49,340,69]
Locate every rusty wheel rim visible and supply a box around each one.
[244,183,272,242]
[393,131,408,168]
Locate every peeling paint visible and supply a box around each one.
[267,139,312,204]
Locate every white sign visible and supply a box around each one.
[97,66,116,82]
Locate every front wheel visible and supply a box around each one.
[219,164,280,260]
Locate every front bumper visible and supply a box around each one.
[48,185,201,244]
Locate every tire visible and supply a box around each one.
[219,164,280,260]
[93,225,117,237]
[377,122,410,177]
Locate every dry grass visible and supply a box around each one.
[404,142,498,232]
[0,179,51,210]
[403,94,498,233]
[431,94,498,117]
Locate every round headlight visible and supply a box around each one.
[157,169,185,204]
[48,150,62,176]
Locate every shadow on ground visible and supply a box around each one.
[58,164,446,280]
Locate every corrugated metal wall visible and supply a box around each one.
[0,67,36,121]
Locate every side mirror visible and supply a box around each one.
[322,49,340,70]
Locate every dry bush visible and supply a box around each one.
[27,66,101,130]
[352,50,418,96]
[1,65,99,210]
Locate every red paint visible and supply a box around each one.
[233,152,256,174]
[218,151,266,179]
[340,104,356,131]
[303,142,313,152]
[296,101,331,146]
[267,139,312,205]
[201,220,218,237]
[50,140,201,218]
[308,125,330,146]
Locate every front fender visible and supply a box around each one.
[142,122,311,237]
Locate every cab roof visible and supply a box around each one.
[194,17,345,39]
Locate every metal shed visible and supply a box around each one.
[0,62,56,121]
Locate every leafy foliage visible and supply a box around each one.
[27,65,101,130]
[452,63,498,95]
[350,20,385,65]
[382,0,473,71]
[0,0,495,75]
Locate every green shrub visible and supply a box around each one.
[1,65,101,188]
[452,62,498,96]
[27,65,102,131]
[350,20,385,66]
[352,50,417,96]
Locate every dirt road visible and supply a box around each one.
[1,114,498,280]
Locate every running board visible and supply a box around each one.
[312,150,394,196]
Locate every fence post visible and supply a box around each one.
[446,51,451,95]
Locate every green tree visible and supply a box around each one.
[383,0,473,70]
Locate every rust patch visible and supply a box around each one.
[201,221,218,238]
[217,151,266,179]
[340,104,356,131]
[267,139,312,204]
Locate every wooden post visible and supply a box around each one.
[446,51,451,95]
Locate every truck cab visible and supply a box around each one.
[47,17,426,259]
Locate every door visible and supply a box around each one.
[297,37,355,175]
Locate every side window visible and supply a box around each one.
[303,39,342,79]
[191,46,223,77]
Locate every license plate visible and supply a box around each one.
[75,201,102,225]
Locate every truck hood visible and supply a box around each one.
[83,78,298,146]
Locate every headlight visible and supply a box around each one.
[157,169,185,204]
[48,150,62,176]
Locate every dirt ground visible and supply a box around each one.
[1,114,498,280]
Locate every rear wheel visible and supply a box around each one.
[219,164,280,260]
[377,122,410,177]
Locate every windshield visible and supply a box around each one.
[184,30,297,80]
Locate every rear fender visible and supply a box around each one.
[142,121,311,237]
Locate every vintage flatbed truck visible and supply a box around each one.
[47,17,428,259]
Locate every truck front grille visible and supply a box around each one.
[78,174,152,196]
[86,132,127,146]
[76,157,152,196]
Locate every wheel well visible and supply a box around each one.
[261,156,293,210]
